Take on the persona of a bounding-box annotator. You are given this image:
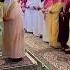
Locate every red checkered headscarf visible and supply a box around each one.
[44,0,53,9]
[64,0,70,5]
[53,0,64,4]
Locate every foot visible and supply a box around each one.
[50,44,61,49]
[45,41,49,44]
[25,30,27,33]
[61,45,70,54]
[24,29,27,33]
[39,35,42,38]
[11,58,23,62]
[5,58,23,64]
[0,59,5,65]
[64,48,70,54]
[61,45,69,51]
[49,42,61,49]
[50,46,60,49]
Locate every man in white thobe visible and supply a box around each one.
[25,0,44,37]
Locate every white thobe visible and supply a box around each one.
[25,0,44,36]
[43,13,49,42]
[24,0,34,32]
[67,19,70,46]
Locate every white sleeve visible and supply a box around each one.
[4,0,13,16]
[39,0,44,8]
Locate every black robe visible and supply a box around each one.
[58,1,70,48]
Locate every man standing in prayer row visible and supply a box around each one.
[32,0,44,37]
[42,0,53,43]
[24,0,32,33]
[25,0,44,37]
[47,0,63,48]
[59,0,70,54]
[3,0,24,62]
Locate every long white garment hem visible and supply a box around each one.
[43,14,49,42]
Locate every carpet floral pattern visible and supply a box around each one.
[25,33,70,70]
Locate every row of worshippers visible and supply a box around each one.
[1,0,70,65]
[21,0,70,54]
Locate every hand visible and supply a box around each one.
[42,10,45,14]
[60,12,63,15]
[37,7,41,10]
[60,12,64,17]
[33,6,37,10]
[22,9,25,13]
[3,16,9,21]
[49,11,53,14]
[41,8,45,13]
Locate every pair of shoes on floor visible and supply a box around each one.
[5,58,23,64]
[61,45,70,54]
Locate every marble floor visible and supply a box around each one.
[25,33,70,70]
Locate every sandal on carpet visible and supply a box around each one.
[5,58,23,64]
[45,42,49,44]
[0,60,5,65]
[61,45,69,51]
[64,48,70,54]
[50,46,61,49]
[39,35,43,38]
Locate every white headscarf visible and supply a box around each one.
[3,0,15,16]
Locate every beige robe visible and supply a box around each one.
[3,1,24,58]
